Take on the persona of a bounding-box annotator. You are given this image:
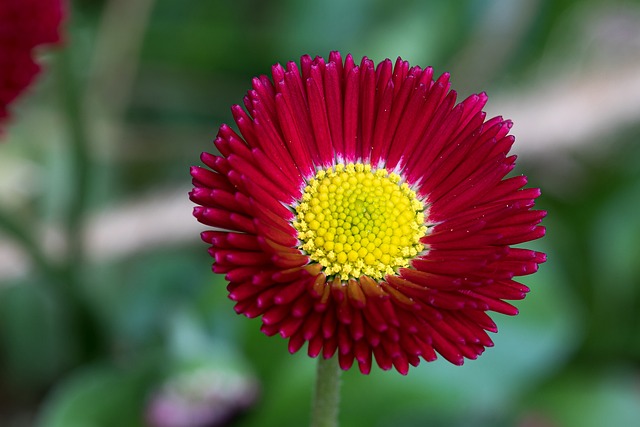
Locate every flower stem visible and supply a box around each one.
[311,356,342,427]
[55,45,90,268]
[54,40,105,360]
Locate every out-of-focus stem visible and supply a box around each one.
[56,47,89,268]
[84,0,157,138]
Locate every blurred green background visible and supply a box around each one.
[2,0,640,426]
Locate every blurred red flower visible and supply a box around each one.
[0,0,64,130]
[190,52,546,375]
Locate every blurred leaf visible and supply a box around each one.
[142,0,269,73]
[36,362,158,427]
[523,367,640,427]
[531,133,640,362]
[0,280,78,393]
[590,177,640,358]
[86,247,210,352]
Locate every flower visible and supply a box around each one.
[146,366,259,427]
[190,52,546,375]
[0,0,64,131]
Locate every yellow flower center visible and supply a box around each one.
[293,163,426,281]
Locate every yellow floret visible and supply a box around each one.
[293,163,426,280]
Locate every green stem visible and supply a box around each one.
[54,41,105,360]
[311,356,342,427]
[56,47,90,268]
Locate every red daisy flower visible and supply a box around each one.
[0,0,64,129]
[190,52,546,375]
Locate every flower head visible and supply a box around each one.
[190,52,546,375]
[0,0,64,130]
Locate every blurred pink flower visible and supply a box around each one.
[0,0,64,130]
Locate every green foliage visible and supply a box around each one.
[0,281,78,393]
[2,0,640,426]
[36,362,157,427]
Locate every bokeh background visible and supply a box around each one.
[2,0,640,426]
